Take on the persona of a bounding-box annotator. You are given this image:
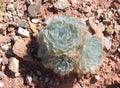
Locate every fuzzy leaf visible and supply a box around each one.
[54,55,74,75]
[41,16,88,55]
[79,36,104,73]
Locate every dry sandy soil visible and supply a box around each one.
[0,0,120,88]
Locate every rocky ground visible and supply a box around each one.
[0,0,120,88]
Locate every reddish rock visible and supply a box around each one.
[27,4,40,18]
[12,38,31,58]
[0,35,11,45]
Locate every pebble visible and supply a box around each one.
[114,21,120,34]
[26,75,32,84]
[27,4,40,18]
[43,0,49,2]
[17,19,29,29]
[118,48,120,53]
[71,0,77,6]
[54,0,71,10]
[95,20,99,24]
[118,9,120,15]
[105,25,114,36]
[103,37,112,50]
[3,12,13,22]
[44,17,52,25]
[0,81,4,88]
[26,0,34,4]
[6,48,14,56]
[17,27,30,37]
[0,44,9,51]
[107,11,113,19]
[32,74,38,82]
[10,0,14,3]
[8,57,20,77]
[96,9,103,17]
[31,18,39,24]
[12,38,30,58]
[17,9,24,17]
[0,71,6,79]
[0,58,2,64]
[7,26,15,33]
[6,4,15,11]
[88,18,98,34]
[36,70,42,76]
[45,76,49,83]
[94,75,100,81]
[97,23,105,31]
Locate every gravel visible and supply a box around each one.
[17,27,30,37]
[53,0,71,10]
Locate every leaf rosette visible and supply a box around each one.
[41,16,84,55]
[54,55,74,75]
[79,36,104,73]
[38,15,105,75]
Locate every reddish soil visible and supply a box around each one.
[0,0,120,88]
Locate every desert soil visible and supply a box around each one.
[0,0,120,88]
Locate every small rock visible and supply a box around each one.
[104,25,114,36]
[1,44,9,51]
[88,18,98,34]
[17,19,29,29]
[95,20,99,24]
[0,58,2,64]
[6,48,14,56]
[71,0,77,6]
[97,23,105,31]
[26,0,34,4]
[32,74,38,82]
[0,71,6,79]
[96,9,103,17]
[114,21,120,34]
[0,81,4,88]
[17,27,30,37]
[103,37,112,50]
[6,4,15,11]
[8,57,19,77]
[10,0,14,3]
[118,9,120,15]
[44,17,52,25]
[36,70,42,76]
[28,4,40,18]
[3,12,13,22]
[54,0,71,10]
[83,6,91,14]
[31,18,39,24]
[16,4,26,17]
[94,75,100,81]
[12,38,30,58]
[7,26,15,33]
[83,0,92,2]
[107,11,113,19]
[43,0,49,3]
[26,75,32,84]
[45,76,49,83]
[118,48,120,53]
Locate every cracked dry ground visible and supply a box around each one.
[0,0,120,88]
